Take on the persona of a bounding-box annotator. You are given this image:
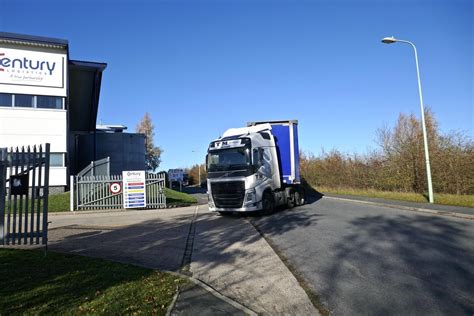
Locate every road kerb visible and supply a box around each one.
[165,271,258,316]
[323,196,474,220]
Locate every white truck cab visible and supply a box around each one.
[206,120,304,214]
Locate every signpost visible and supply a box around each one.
[122,171,146,208]
[168,168,185,191]
[168,169,184,182]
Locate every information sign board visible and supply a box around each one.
[122,171,146,208]
[168,169,184,182]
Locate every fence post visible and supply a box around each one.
[70,175,74,212]
[42,143,50,245]
[0,148,7,245]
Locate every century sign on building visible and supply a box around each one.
[0,47,67,96]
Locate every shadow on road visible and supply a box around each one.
[324,214,474,315]
[45,203,321,315]
[48,205,315,272]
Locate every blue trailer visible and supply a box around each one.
[247,120,300,185]
[206,119,305,214]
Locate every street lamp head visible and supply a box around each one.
[381,36,397,44]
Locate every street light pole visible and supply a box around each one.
[381,36,434,203]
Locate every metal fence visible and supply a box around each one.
[77,156,110,178]
[0,144,50,246]
[71,172,166,211]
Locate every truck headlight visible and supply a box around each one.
[208,194,215,208]
[245,188,256,203]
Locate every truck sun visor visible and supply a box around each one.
[211,138,248,150]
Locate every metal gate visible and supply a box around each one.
[71,172,166,210]
[0,144,50,246]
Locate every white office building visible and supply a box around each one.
[1,32,146,193]
[0,33,107,192]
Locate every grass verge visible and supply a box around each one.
[48,191,70,212]
[164,188,197,206]
[0,248,187,315]
[316,186,474,208]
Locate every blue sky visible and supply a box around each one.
[1,0,472,172]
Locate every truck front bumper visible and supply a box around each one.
[208,200,262,213]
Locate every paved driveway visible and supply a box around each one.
[46,206,317,315]
[48,207,195,271]
[249,197,474,315]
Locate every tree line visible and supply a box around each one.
[186,164,207,186]
[300,109,474,195]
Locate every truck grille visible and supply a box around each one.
[211,181,245,208]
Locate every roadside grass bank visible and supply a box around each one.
[46,188,197,212]
[0,248,188,315]
[164,188,197,206]
[48,191,70,212]
[315,186,474,208]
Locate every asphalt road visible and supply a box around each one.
[249,197,474,315]
[182,186,208,205]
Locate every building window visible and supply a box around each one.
[0,93,12,107]
[0,94,64,109]
[8,152,65,167]
[50,153,65,167]
[14,94,34,108]
[37,96,62,109]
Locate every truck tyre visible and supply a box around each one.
[287,190,295,209]
[262,191,275,215]
[295,189,306,206]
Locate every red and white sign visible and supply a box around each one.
[110,182,122,194]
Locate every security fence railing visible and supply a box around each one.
[0,144,50,246]
[77,156,110,178]
[70,172,166,211]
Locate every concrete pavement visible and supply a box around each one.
[191,207,318,315]
[45,205,317,315]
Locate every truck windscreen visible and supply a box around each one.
[207,147,251,172]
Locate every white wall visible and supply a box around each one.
[6,167,67,187]
[0,108,67,186]
[0,108,66,152]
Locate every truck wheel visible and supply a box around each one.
[295,189,306,206]
[287,191,295,208]
[262,191,275,214]
[294,191,301,206]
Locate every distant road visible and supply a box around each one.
[182,186,208,205]
[249,197,474,315]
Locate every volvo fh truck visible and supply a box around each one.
[206,120,305,214]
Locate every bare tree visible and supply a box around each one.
[300,108,474,195]
[136,113,162,171]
